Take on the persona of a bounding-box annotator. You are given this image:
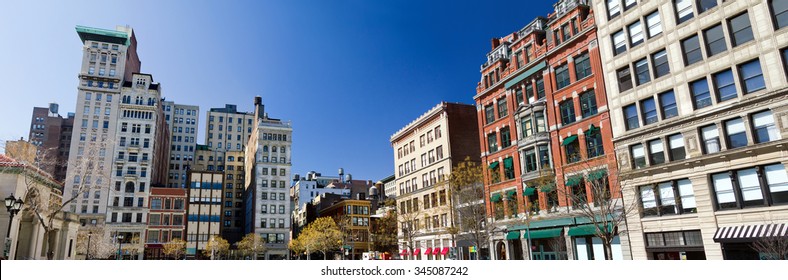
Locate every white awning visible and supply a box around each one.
[713,224,788,242]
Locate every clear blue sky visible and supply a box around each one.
[0,0,555,181]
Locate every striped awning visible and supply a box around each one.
[713,224,788,242]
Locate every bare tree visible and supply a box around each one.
[398,206,420,259]
[751,232,788,260]
[448,157,494,260]
[75,224,115,259]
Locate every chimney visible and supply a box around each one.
[491,38,500,49]
[254,96,265,119]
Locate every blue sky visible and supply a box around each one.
[0,0,555,181]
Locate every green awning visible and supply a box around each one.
[587,169,608,181]
[525,228,562,239]
[567,224,614,236]
[503,157,514,169]
[565,175,583,187]
[585,124,600,136]
[505,189,517,199]
[561,135,578,146]
[523,187,537,196]
[506,231,521,240]
[488,161,500,170]
[490,193,502,203]
[505,61,547,89]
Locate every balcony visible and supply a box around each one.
[517,17,547,39]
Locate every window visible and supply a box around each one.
[572,53,592,81]
[766,164,788,204]
[646,10,663,37]
[668,134,686,161]
[562,24,571,42]
[752,110,780,143]
[658,91,678,120]
[500,127,511,148]
[487,133,497,153]
[624,104,640,130]
[579,90,597,118]
[613,29,627,55]
[690,78,712,109]
[485,105,495,124]
[703,24,726,57]
[772,0,788,29]
[560,100,576,125]
[497,99,508,118]
[524,148,538,173]
[729,13,754,47]
[555,64,570,90]
[607,0,621,19]
[565,136,581,164]
[648,139,665,165]
[738,59,765,94]
[631,144,646,168]
[698,0,717,13]
[713,69,737,102]
[536,78,545,99]
[617,66,633,92]
[504,157,515,180]
[681,35,702,66]
[634,58,650,85]
[586,130,604,158]
[675,0,694,24]
[640,98,658,126]
[515,87,524,106]
[651,49,669,78]
[701,124,720,154]
[628,20,644,47]
[640,179,696,217]
[724,118,747,149]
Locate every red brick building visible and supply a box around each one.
[475,0,624,260]
[144,187,187,259]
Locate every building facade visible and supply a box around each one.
[380,174,396,199]
[28,104,75,182]
[593,0,788,260]
[318,199,372,260]
[391,102,480,260]
[185,171,223,258]
[144,187,187,259]
[245,97,292,260]
[162,101,199,188]
[64,25,141,226]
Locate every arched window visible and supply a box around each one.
[135,96,143,105]
[125,182,135,193]
[272,146,278,153]
[280,146,286,153]
[263,145,269,152]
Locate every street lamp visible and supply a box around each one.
[4,195,23,259]
[116,234,124,260]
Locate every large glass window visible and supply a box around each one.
[500,127,512,148]
[624,104,640,130]
[668,134,686,161]
[497,99,508,118]
[640,98,658,126]
[713,69,737,102]
[648,139,665,165]
[575,53,592,80]
[675,0,695,24]
[690,78,712,109]
[646,11,663,38]
[617,66,633,92]
[613,29,627,55]
[752,110,780,143]
[651,49,670,78]
[524,149,538,173]
[703,24,726,57]
[681,35,702,66]
[586,131,604,158]
[538,145,551,169]
[535,111,547,133]
[772,0,788,29]
[701,124,720,154]
[607,0,621,19]
[738,59,765,94]
[485,105,495,124]
[556,64,571,90]
[631,144,646,169]
[580,90,598,118]
[765,164,788,204]
[712,172,737,210]
[635,58,650,85]
[713,164,788,209]
[698,0,717,13]
[560,100,576,125]
[520,114,533,138]
[659,90,678,119]
[487,133,498,153]
[724,118,747,149]
[729,13,754,47]
[565,136,581,164]
[629,20,644,47]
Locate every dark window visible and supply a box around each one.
[752,110,779,144]
[724,118,747,149]
[648,139,665,165]
[639,179,696,217]
[690,78,712,109]
[580,90,598,118]
[524,148,538,173]
[560,100,576,125]
[635,58,651,85]
[617,66,633,92]
[562,24,571,41]
[738,59,765,94]
[729,13,754,47]
[586,131,604,158]
[624,104,640,130]
[667,134,686,161]
[713,69,737,102]
[681,35,702,66]
[613,29,627,55]
[701,124,721,154]
[497,99,508,118]
[500,127,512,148]
[772,0,788,29]
[640,98,658,126]
[487,133,498,153]
[607,0,621,19]
[485,105,495,124]
[574,53,592,80]
[651,49,670,78]
[515,87,524,106]
[555,64,571,90]
[504,157,516,180]
[628,20,644,47]
[698,0,718,13]
[703,24,726,57]
[565,137,581,164]
[536,78,545,99]
[659,90,678,120]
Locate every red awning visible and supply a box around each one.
[440,247,449,255]
[432,248,440,255]
[413,249,421,256]
[400,249,408,255]
[425,248,433,255]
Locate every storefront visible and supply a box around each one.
[567,224,623,260]
[714,224,787,260]
[644,230,706,260]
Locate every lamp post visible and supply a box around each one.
[4,195,23,259]
[116,234,124,260]
[86,231,92,260]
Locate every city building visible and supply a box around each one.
[205,104,256,152]
[380,174,396,199]
[162,101,199,188]
[27,103,75,182]
[63,25,141,228]
[144,187,187,259]
[476,0,625,260]
[318,199,372,260]
[1,149,81,260]
[105,73,169,260]
[390,102,481,260]
[245,96,292,260]
[592,0,788,260]
[185,170,223,259]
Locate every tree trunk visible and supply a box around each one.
[603,239,613,260]
[44,230,55,260]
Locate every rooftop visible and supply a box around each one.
[75,25,130,45]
